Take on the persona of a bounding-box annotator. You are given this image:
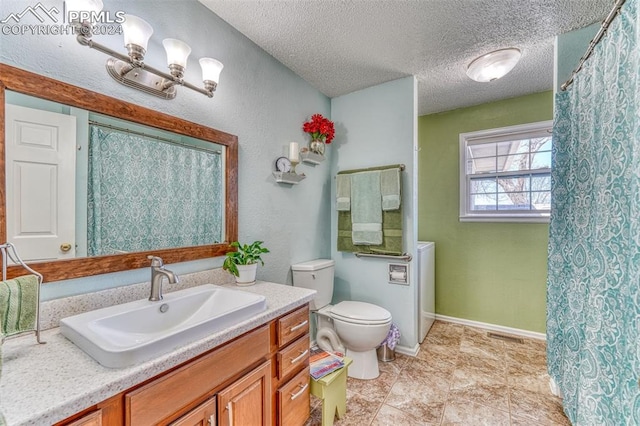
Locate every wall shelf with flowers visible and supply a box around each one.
[300,149,325,165]
[302,113,334,161]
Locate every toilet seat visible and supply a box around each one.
[330,301,392,325]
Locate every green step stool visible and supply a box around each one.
[309,357,353,426]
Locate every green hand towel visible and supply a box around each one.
[336,174,351,211]
[351,171,383,245]
[0,275,39,338]
[381,168,401,210]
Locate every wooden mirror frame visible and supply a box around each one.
[0,64,238,283]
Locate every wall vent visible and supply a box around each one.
[487,332,524,344]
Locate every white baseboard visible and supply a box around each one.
[435,314,546,341]
[395,343,420,357]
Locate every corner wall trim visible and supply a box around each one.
[395,343,420,357]
[435,314,546,341]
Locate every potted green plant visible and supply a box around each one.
[223,241,270,286]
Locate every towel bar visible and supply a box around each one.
[0,242,45,344]
[336,164,405,177]
[355,252,412,262]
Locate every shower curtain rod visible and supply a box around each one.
[88,120,222,155]
[560,0,626,91]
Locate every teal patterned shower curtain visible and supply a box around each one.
[88,125,223,256]
[547,0,639,423]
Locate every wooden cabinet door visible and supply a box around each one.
[218,361,272,426]
[170,397,216,426]
[65,411,102,426]
[126,326,269,425]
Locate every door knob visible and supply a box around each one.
[60,243,72,252]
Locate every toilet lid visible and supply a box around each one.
[330,301,392,325]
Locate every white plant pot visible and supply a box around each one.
[235,263,258,286]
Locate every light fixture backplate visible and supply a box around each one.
[106,58,177,100]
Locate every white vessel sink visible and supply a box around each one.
[60,284,267,368]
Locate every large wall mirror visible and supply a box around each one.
[0,64,238,283]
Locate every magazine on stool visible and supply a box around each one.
[310,346,344,380]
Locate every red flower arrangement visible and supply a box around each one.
[302,114,335,144]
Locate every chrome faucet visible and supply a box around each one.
[147,256,179,301]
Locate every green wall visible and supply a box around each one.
[418,91,553,333]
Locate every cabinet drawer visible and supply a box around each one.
[125,325,269,425]
[65,411,102,426]
[277,305,309,348]
[277,334,309,380]
[277,367,310,426]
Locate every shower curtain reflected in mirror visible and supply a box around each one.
[87,125,223,256]
[547,0,639,423]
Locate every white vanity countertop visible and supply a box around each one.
[0,281,315,426]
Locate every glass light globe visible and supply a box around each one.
[163,39,192,68]
[199,58,224,84]
[466,48,521,82]
[122,14,153,51]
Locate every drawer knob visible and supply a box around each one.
[290,320,308,332]
[290,382,309,400]
[290,349,309,364]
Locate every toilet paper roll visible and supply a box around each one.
[390,271,406,281]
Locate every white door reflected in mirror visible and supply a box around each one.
[5,104,76,262]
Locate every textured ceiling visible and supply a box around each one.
[200,0,612,115]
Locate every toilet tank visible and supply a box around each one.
[291,259,335,310]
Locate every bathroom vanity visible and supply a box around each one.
[0,281,315,426]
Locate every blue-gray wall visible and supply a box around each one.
[555,23,600,92]
[330,77,419,351]
[0,0,331,299]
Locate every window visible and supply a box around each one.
[459,121,553,223]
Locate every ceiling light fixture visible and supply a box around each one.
[466,48,521,83]
[70,1,223,100]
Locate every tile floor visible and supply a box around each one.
[305,320,570,426]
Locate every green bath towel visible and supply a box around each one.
[0,275,39,338]
[336,164,404,255]
[351,171,383,245]
[338,210,403,255]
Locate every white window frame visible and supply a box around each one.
[459,120,553,223]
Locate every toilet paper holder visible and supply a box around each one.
[388,263,409,285]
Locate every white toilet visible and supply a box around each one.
[291,259,392,380]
